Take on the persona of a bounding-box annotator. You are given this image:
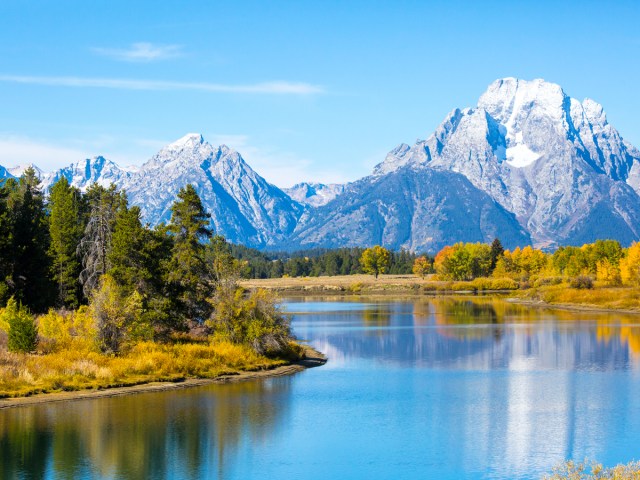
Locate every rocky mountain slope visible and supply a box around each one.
[2,78,640,252]
[373,78,640,248]
[122,134,303,247]
[287,165,531,252]
[284,182,346,207]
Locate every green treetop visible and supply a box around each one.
[360,245,391,279]
[48,176,85,308]
[166,184,213,324]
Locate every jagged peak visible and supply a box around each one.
[165,133,205,150]
[7,163,44,178]
[582,98,607,125]
[478,77,566,121]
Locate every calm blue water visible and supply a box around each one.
[2,297,640,479]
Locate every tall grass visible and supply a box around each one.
[522,284,640,311]
[0,339,286,398]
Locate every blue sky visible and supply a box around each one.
[0,0,639,187]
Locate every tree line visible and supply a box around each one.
[230,244,422,279]
[429,238,640,287]
[0,168,292,354]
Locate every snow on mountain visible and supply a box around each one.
[40,156,132,193]
[284,182,346,207]
[3,78,640,252]
[7,134,302,248]
[122,134,303,247]
[8,163,44,179]
[373,77,640,248]
[287,165,531,252]
[0,164,15,183]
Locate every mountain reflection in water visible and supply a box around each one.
[2,297,639,480]
[288,297,640,371]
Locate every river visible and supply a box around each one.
[2,296,640,479]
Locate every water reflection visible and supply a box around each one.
[0,377,293,479]
[290,297,640,371]
[2,297,640,480]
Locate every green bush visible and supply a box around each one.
[208,287,294,357]
[1,297,38,353]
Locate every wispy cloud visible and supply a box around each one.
[92,42,183,62]
[0,74,324,95]
[0,134,93,171]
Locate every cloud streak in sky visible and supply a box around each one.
[92,42,184,62]
[0,75,325,95]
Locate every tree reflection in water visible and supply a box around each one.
[0,377,293,479]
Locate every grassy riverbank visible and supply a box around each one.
[240,275,640,313]
[0,337,306,399]
[517,284,640,312]
[239,274,518,295]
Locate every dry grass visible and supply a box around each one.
[0,339,285,398]
[521,284,640,311]
[239,274,518,294]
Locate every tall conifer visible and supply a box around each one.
[166,184,213,323]
[5,169,53,311]
[49,177,84,308]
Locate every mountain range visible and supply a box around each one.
[2,77,639,253]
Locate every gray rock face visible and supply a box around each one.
[374,78,640,248]
[0,165,14,183]
[284,182,347,207]
[287,165,531,252]
[40,156,133,192]
[122,134,303,247]
[3,78,640,252]
[35,134,303,248]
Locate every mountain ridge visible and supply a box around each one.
[3,77,640,252]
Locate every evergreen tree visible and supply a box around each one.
[4,169,53,311]
[108,205,150,293]
[0,184,11,304]
[48,177,84,308]
[78,184,124,298]
[3,297,38,353]
[489,238,505,273]
[166,184,213,323]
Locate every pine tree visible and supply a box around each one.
[489,238,505,273]
[4,169,54,311]
[166,184,213,324]
[78,184,125,298]
[0,184,12,304]
[3,296,38,353]
[48,177,84,308]
[108,205,150,293]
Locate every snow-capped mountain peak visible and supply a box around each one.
[369,77,640,248]
[3,78,640,252]
[165,132,205,151]
[8,163,44,179]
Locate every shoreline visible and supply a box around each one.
[505,297,640,315]
[238,274,514,296]
[241,275,640,315]
[0,345,326,410]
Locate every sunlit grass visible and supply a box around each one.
[0,339,286,398]
[521,284,640,311]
